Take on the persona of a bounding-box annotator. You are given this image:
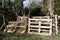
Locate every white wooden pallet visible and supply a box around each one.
[28,18,52,36]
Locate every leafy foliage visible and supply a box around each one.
[5,0,23,16]
[14,0,22,15]
[28,1,45,16]
[54,0,60,15]
[41,0,48,15]
[4,0,12,12]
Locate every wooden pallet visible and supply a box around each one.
[28,18,52,36]
[4,16,28,33]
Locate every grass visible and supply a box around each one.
[0,33,60,40]
[0,33,42,40]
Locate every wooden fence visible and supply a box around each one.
[4,15,60,36]
[28,17,52,36]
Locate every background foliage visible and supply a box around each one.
[54,0,60,15]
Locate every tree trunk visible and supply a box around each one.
[48,0,54,16]
[0,14,5,30]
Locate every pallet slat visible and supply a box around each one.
[40,26,52,28]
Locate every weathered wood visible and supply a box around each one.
[28,17,52,36]
[29,19,52,21]
[40,26,52,28]
[38,21,41,33]
[21,30,26,34]
[55,15,58,35]
[58,16,60,19]
[41,29,49,32]
[33,16,50,19]
[7,24,15,28]
[5,16,28,33]
[50,21,52,35]
[28,32,51,36]
[5,16,53,35]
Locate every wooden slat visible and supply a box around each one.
[28,32,39,34]
[40,33,51,36]
[7,24,15,28]
[29,26,40,28]
[58,16,60,19]
[30,29,38,30]
[30,22,39,24]
[28,32,51,36]
[40,26,52,28]
[7,30,15,33]
[41,30,49,32]
[9,21,17,24]
[33,16,50,19]
[29,19,52,21]
[41,22,50,24]
[29,19,52,26]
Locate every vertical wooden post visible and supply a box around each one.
[38,21,41,33]
[55,15,58,35]
[50,21,52,35]
[28,19,30,33]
